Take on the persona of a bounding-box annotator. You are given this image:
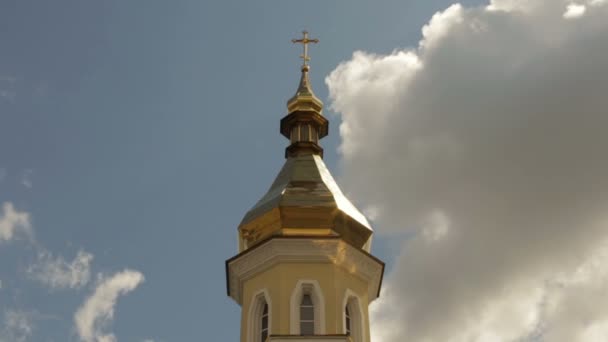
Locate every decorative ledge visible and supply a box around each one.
[226,236,384,305]
[269,334,351,342]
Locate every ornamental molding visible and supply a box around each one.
[269,337,350,342]
[226,238,384,305]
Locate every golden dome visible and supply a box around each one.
[238,154,373,252]
[237,31,373,253]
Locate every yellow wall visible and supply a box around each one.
[241,262,371,342]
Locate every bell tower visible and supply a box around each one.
[226,31,384,342]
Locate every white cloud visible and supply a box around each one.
[0,202,32,242]
[27,250,93,290]
[564,3,587,18]
[326,0,608,341]
[0,201,92,291]
[1,310,33,342]
[74,270,144,342]
[487,0,544,12]
[589,0,607,6]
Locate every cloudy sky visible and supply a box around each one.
[2,0,607,341]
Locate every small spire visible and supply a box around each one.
[288,31,323,113]
[280,31,329,159]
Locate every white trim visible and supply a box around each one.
[290,279,326,335]
[247,288,272,342]
[342,289,366,342]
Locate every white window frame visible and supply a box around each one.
[248,288,272,342]
[342,289,365,342]
[290,279,326,335]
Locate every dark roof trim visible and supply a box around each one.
[225,235,385,298]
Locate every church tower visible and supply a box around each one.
[226,31,384,342]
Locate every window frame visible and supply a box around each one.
[247,289,272,342]
[289,280,326,335]
[342,289,365,342]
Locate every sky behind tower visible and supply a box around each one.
[2,1,482,340]
[2,0,607,341]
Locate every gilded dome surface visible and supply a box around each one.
[238,154,373,252]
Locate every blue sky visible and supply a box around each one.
[0,0,491,341]
[5,0,608,341]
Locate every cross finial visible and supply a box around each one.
[292,30,319,67]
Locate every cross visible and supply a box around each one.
[292,31,319,66]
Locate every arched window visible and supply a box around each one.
[343,290,364,342]
[261,302,269,342]
[248,289,271,342]
[290,280,326,335]
[300,294,314,335]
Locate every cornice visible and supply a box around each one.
[270,335,351,342]
[226,237,384,305]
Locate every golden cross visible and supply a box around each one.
[292,31,319,66]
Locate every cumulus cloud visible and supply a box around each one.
[0,202,32,242]
[326,0,608,341]
[27,250,93,290]
[1,310,33,342]
[590,0,607,5]
[74,270,144,342]
[564,3,587,18]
